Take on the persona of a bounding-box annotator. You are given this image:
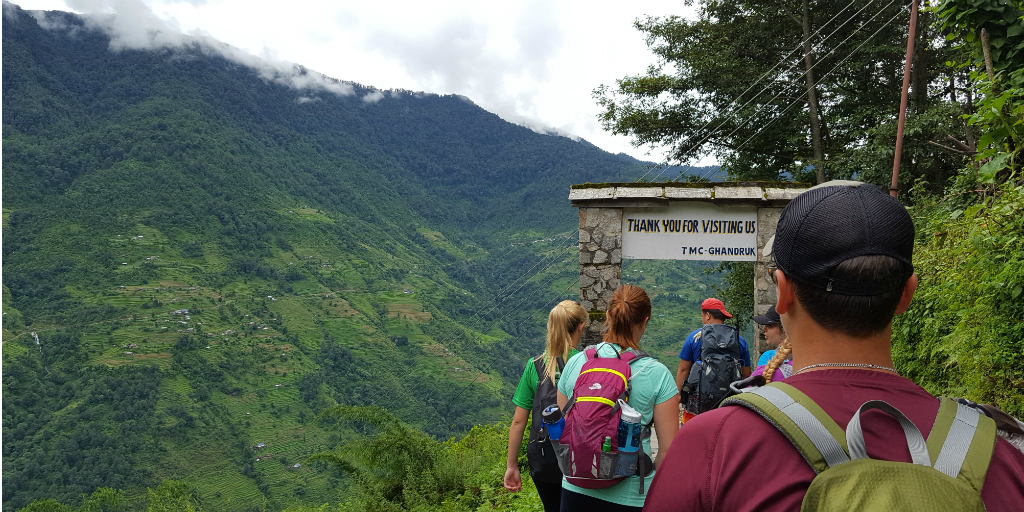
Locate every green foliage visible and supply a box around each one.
[936,0,1024,86]
[309,406,540,512]
[937,0,1024,182]
[706,261,756,339]
[971,86,1024,182]
[18,488,125,512]
[0,5,639,510]
[145,481,203,512]
[595,0,969,190]
[893,181,1024,416]
[17,483,200,512]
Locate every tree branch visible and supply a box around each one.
[944,135,976,154]
[926,140,975,156]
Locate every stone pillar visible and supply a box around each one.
[577,207,623,346]
[752,207,783,362]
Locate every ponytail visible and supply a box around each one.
[603,285,652,350]
[542,300,588,383]
[763,336,792,381]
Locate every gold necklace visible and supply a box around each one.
[793,362,898,376]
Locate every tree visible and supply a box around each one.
[595,0,972,191]
[145,481,202,512]
[936,0,1024,186]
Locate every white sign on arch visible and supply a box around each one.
[621,202,757,261]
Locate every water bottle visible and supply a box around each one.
[542,404,564,441]
[617,399,642,452]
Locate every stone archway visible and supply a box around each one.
[569,182,809,361]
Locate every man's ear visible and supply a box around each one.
[894,273,918,315]
[775,270,796,315]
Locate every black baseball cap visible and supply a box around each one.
[767,181,914,296]
[753,305,781,325]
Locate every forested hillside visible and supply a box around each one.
[1,5,722,511]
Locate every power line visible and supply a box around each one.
[434,275,582,436]
[635,0,873,182]
[726,7,908,160]
[356,235,580,409]
[664,0,898,183]
[695,3,906,181]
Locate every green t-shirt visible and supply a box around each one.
[556,342,679,508]
[511,349,579,410]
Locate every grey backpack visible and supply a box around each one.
[683,323,743,414]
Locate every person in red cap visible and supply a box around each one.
[675,298,751,424]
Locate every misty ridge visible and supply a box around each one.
[1,3,729,511]
[3,0,594,141]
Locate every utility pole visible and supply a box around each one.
[801,0,826,184]
[891,0,920,199]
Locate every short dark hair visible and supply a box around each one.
[702,309,727,321]
[793,255,908,337]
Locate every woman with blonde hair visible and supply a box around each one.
[555,285,680,511]
[504,300,589,511]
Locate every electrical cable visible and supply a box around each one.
[695,3,907,181]
[434,275,582,435]
[728,8,908,157]
[356,235,581,409]
[634,0,873,182]
[659,0,897,182]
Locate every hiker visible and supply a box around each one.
[751,304,792,382]
[555,285,679,511]
[675,298,751,423]
[644,181,1024,511]
[504,300,588,511]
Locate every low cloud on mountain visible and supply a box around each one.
[6,0,354,97]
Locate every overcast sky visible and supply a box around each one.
[10,0,709,165]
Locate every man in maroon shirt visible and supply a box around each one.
[644,182,1024,511]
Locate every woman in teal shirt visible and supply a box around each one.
[505,300,589,511]
[556,285,680,511]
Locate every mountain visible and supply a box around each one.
[1,5,719,510]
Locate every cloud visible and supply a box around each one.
[360,1,568,136]
[40,0,353,96]
[3,1,22,19]
[361,91,384,104]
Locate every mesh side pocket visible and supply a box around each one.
[598,451,617,479]
[612,451,639,478]
[550,439,573,476]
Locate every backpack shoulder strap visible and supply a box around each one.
[926,398,997,491]
[620,349,650,364]
[721,382,850,474]
[532,356,566,381]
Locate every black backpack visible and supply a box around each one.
[683,323,743,415]
[526,356,565,483]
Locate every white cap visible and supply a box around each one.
[618,399,641,423]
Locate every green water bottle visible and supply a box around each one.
[601,436,612,452]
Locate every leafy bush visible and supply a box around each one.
[893,182,1024,415]
[308,406,541,512]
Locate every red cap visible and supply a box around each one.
[700,298,732,318]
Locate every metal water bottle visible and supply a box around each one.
[617,399,642,452]
[542,404,564,440]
